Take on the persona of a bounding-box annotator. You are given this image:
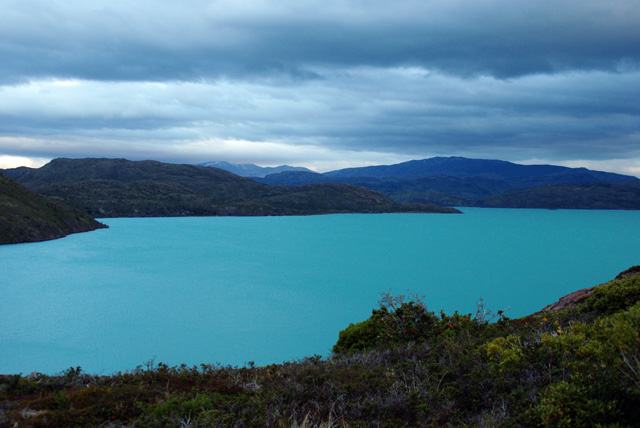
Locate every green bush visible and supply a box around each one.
[595,303,640,389]
[333,293,443,354]
[332,316,383,354]
[580,274,640,314]
[524,381,622,428]
[520,303,640,428]
[333,291,505,355]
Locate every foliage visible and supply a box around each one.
[333,291,507,354]
[580,274,640,314]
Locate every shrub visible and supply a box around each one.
[524,381,622,428]
[594,303,640,389]
[333,291,442,354]
[580,274,640,314]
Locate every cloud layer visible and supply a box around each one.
[1,0,639,173]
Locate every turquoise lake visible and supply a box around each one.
[2,208,640,375]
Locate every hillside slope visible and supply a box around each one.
[323,156,637,184]
[0,172,107,245]
[259,157,640,208]
[475,181,640,209]
[3,158,459,217]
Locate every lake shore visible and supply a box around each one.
[2,267,639,427]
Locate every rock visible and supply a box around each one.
[541,266,640,313]
[615,265,640,280]
[540,286,595,312]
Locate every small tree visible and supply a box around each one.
[333,290,508,354]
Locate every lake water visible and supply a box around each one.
[2,208,640,375]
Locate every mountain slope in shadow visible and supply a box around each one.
[0,172,107,244]
[3,158,459,217]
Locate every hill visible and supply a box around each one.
[475,181,640,209]
[198,161,313,178]
[323,156,635,183]
[258,157,640,209]
[2,158,459,217]
[1,267,638,427]
[0,172,107,245]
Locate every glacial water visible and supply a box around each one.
[2,208,640,375]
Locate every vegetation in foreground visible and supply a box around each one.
[1,268,639,427]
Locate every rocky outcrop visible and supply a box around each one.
[541,266,640,312]
[540,286,595,312]
[615,265,640,280]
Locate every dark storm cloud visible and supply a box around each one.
[1,0,638,84]
[1,66,639,168]
[1,0,639,175]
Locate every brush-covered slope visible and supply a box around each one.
[0,172,107,244]
[3,158,459,217]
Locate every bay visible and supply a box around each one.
[1,208,639,375]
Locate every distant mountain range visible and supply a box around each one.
[198,161,313,178]
[2,158,458,217]
[254,157,640,209]
[0,172,106,244]
[4,156,637,223]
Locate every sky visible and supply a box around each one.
[0,0,639,175]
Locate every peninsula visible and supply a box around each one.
[0,172,107,245]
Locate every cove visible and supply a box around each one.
[1,208,640,375]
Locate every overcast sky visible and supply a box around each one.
[1,0,639,175]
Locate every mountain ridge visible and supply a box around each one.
[2,158,459,217]
[322,156,636,182]
[198,161,313,178]
[256,156,639,209]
